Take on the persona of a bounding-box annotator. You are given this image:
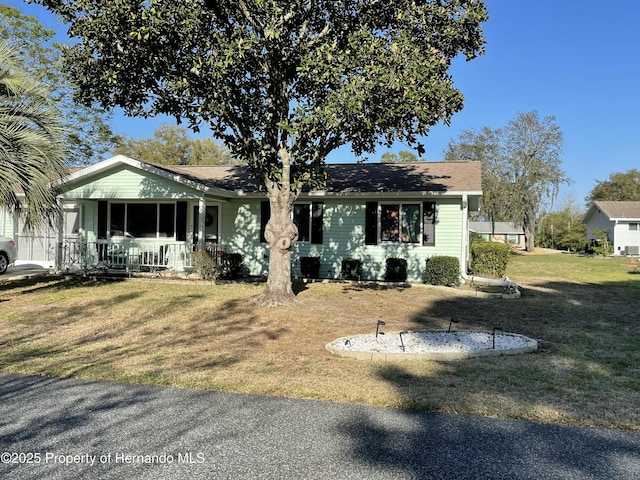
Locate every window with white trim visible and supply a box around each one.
[292,202,323,244]
[293,203,312,242]
[365,201,436,246]
[380,203,421,243]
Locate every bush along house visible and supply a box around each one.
[3,155,482,282]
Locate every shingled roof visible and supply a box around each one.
[589,201,640,220]
[469,222,523,235]
[155,161,481,195]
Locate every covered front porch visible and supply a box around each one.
[16,234,223,275]
[13,194,224,274]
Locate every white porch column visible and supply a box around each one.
[56,198,64,271]
[198,197,206,251]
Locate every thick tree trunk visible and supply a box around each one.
[252,147,299,307]
[523,217,536,252]
[253,194,298,306]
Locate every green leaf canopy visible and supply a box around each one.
[33,0,487,187]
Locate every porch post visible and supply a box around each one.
[198,197,206,251]
[56,198,63,272]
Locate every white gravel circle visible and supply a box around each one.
[326,330,538,361]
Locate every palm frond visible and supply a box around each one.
[0,41,68,229]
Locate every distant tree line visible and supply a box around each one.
[113,123,235,166]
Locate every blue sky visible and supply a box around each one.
[7,0,640,207]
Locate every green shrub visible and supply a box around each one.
[384,258,408,282]
[192,250,221,281]
[300,256,321,279]
[424,256,460,286]
[341,258,363,280]
[470,242,510,277]
[219,252,245,279]
[469,231,484,247]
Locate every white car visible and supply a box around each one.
[0,237,18,274]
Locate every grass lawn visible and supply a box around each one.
[0,252,639,430]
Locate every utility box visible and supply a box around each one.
[626,245,640,256]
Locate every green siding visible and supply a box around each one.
[57,164,468,281]
[219,197,466,282]
[61,165,202,200]
[220,200,270,276]
[293,198,463,282]
[1,208,13,237]
[79,202,98,243]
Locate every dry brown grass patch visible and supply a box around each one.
[0,268,639,431]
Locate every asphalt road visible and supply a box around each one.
[0,373,638,479]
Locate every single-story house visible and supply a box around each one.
[582,200,640,255]
[469,221,525,249]
[3,155,482,281]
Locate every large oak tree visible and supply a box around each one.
[34,0,487,305]
[445,111,569,252]
[587,169,640,203]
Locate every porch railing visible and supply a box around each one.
[59,240,222,274]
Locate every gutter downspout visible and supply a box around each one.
[459,194,517,290]
[460,194,468,276]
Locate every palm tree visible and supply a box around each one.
[0,41,67,229]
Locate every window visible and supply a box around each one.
[630,223,639,231]
[126,203,158,238]
[293,204,311,242]
[506,234,520,244]
[380,204,421,243]
[105,202,179,239]
[293,202,323,243]
[366,201,436,246]
[63,208,81,237]
[261,201,324,244]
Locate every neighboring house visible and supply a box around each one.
[2,155,482,281]
[582,201,640,256]
[469,222,525,249]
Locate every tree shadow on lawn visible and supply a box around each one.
[341,282,412,293]
[0,275,128,298]
[367,277,640,423]
[335,277,640,477]
[0,280,290,381]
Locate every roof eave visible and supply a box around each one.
[297,190,482,199]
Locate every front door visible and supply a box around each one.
[193,205,219,248]
[60,207,82,268]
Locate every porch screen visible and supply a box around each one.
[98,201,107,239]
[103,202,180,239]
[126,203,157,238]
